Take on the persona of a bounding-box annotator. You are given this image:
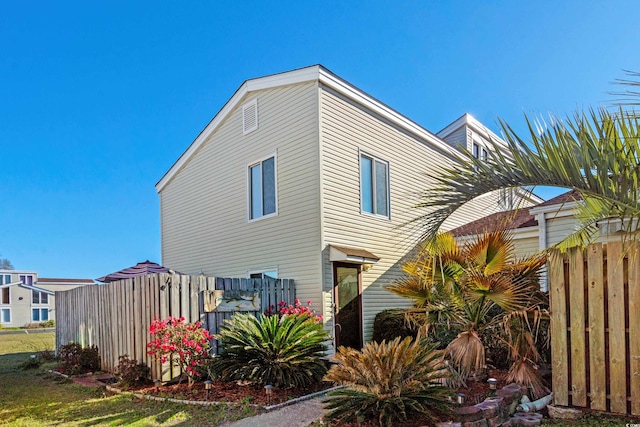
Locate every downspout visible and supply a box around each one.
[536,213,548,292]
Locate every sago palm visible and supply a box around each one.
[211,312,328,388]
[324,336,452,427]
[387,230,548,396]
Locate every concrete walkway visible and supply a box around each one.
[219,396,326,427]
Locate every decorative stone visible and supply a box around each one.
[475,399,500,418]
[546,404,583,420]
[436,422,462,427]
[495,383,523,407]
[453,405,483,423]
[499,419,513,427]
[511,412,543,427]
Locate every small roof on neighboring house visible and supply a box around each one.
[450,190,582,237]
[96,260,176,283]
[329,245,380,264]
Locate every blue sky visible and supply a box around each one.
[2,1,639,279]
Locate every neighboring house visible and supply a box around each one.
[450,189,630,291]
[0,269,94,327]
[155,65,541,352]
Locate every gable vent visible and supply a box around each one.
[242,99,258,135]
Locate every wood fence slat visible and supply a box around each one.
[550,251,569,406]
[587,243,606,410]
[629,243,640,415]
[569,248,587,406]
[607,241,627,413]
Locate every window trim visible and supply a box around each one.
[248,268,278,280]
[359,150,391,219]
[1,286,10,305]
[247,154,278,222]
[32,307,49,322]
[32,290,49,306]
[0,307,10,324]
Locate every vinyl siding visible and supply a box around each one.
[441,125,468,151]
[513,234,540,257]
[318,86,516,344]
[160,82,323,305]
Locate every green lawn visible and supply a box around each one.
[0,332,258,426]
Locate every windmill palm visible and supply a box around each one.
[414,105,640,251]
[387,230,548,397]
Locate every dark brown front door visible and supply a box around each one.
[333,262,363,349]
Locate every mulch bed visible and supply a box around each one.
[124,379,334,407]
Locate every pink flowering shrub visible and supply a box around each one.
[146,316,213,386]
[265,298,323,323]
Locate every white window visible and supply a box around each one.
[249,156,277,220]
[32,291,49,305]
[1,308,10,324]
[32,308,49,322]
[472,142,480,158]
[242,99,258,135]
[249,270,278,280]
[360,153,390,218]
[1,274,11,285]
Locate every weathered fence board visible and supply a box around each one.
[56,274,295,381]
[568,247,586,407]
[550,242,639,415]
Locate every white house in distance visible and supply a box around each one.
[0,269,94,327]
[155,65,541,352]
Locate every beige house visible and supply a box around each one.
[155,65,540,352]
[0,269,94,327]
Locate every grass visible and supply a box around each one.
[0,332,260,426]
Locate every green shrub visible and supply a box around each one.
[21,355,42,370]
[324,336,453,427]
[41,319,55,328]
[372,309,418,343]
[212,312,328,388]
[115,355,150,389]
[79,345,101,372]
[58,342,100,374]
[58,342,82,372]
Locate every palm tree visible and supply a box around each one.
[387,230,549,397]
[414,104,640,251]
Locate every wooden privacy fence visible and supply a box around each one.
[56,274,295,381]
[549,241,640,415]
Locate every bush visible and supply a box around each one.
[115,355,151,389]
[372,309,418,343]
[58,342,100,374]
[21,355,42,370]
[79,345,101,372]
[41,319,55,328]
[58,342,82,372]
[324,336,453,427]
[212,312,329,388]
[146,316,213,386]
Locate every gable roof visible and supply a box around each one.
[450,190,582,237]
[155,65,465,193]
[437,113,508,150]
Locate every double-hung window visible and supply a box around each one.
[32,290,50,322]
[249,156,277,220]
[360,153,390,218]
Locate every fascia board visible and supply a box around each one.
[19,284,55,295]
[156,66,322,193]
[529,201,580,216]
[318,68,460,159]
[156,64,470,192]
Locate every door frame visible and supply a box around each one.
[332,262,363,349]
